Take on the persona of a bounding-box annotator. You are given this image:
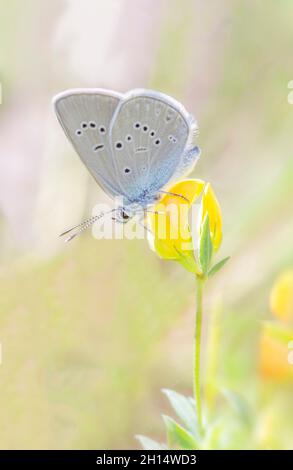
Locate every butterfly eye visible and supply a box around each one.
[76,129,82,136]
[99,125,106,134]
[89,121,96,128]
[134,122,141,129]
[121,210,130,220]
[125,135,132,142]
[115,141,123,149]
[142,125,149,133]
[154,138,161,146]
[124,167,131,174]
[81,122,87,129]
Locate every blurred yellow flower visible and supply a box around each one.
[259,326,293,382]
[259,271,293,383]
[270,270,293,323]
[148,179,224,276]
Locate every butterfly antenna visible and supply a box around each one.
[60,209,115,242]
[60,216,98,237]
[63,222,94,242]
[158,190,190,203]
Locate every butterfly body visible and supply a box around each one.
[53,88,200,236]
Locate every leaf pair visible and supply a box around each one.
[136,389,201,450]
[199,214,229,278]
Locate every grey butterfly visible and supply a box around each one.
[53,88,200,240]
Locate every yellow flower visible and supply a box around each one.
[148,179,224,275]
[259,324,293,382]
[270,270,293,323]
[199,183,222,252]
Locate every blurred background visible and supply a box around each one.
[0,0,292,449]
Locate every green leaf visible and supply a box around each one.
[198,214,213,275]
[208,257,230,277]
[162,389,198,437]
[163,415,199,450]
[202,420,224,450]
[135,435,165,450]
[221,388,252,427]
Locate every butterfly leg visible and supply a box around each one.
[158,190,190,203]
[137,214,153,235]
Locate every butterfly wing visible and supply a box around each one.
[53,88,126,198]
[109,89,197,203]
[172,145,201,181]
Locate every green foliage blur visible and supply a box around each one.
[0,0,292,449]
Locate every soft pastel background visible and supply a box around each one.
[0,0,292,449]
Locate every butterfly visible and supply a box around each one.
[53,88,200,241]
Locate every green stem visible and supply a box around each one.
[194,277,204,436]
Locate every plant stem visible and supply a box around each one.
[194,276,204,436]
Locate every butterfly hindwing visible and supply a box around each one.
[109,89,197,202]
[172,146,201,182]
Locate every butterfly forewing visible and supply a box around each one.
[109,90,194,202]
[54,89,125,197]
